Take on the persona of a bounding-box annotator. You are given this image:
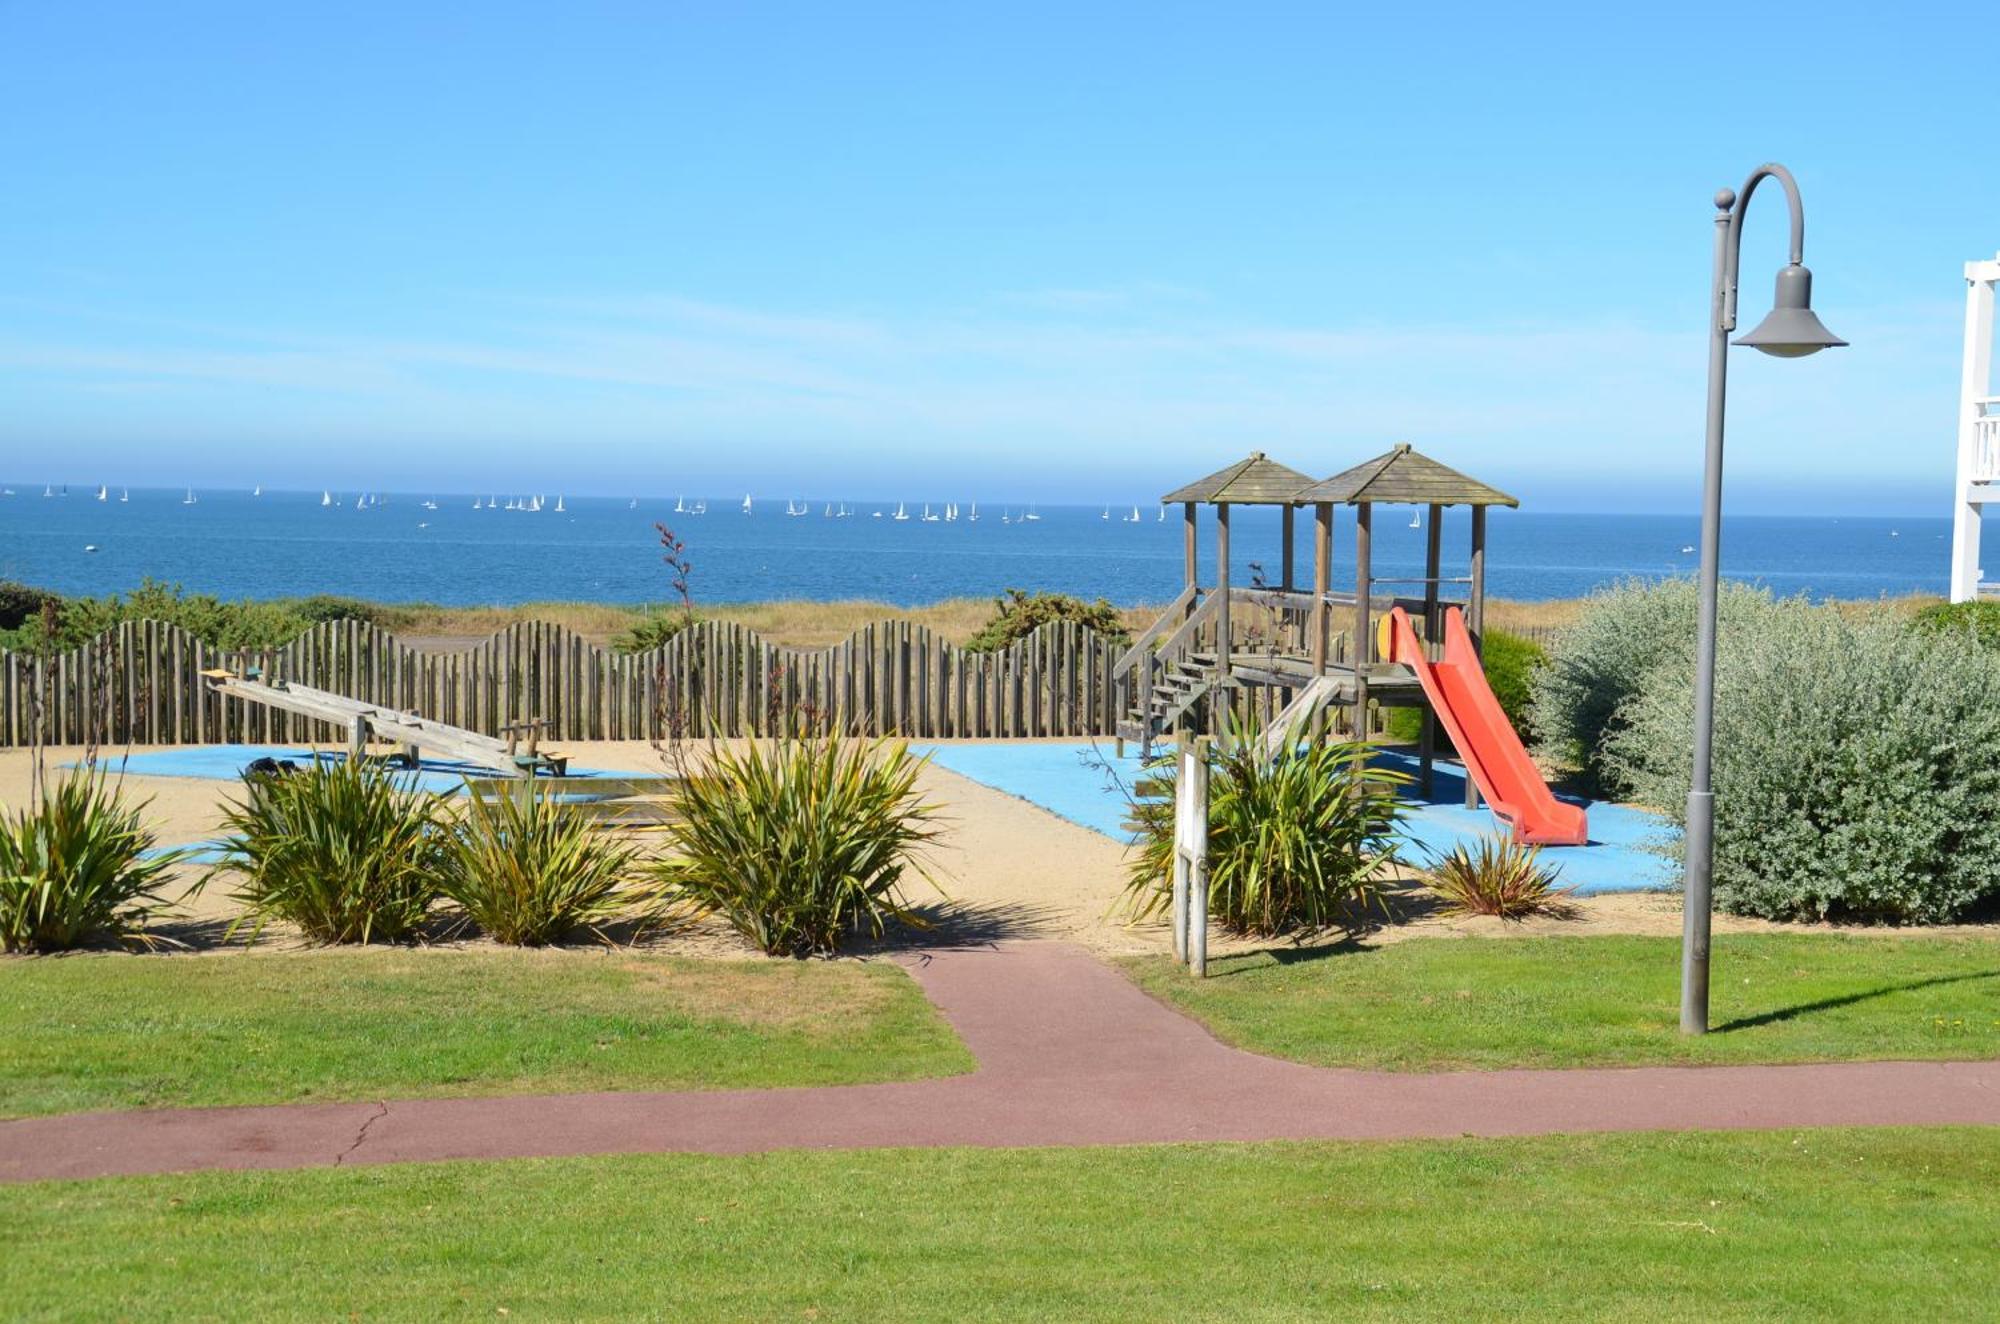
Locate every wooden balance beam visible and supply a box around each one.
[201,670,568,778]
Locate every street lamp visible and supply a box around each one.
[1683,163,1846,1034]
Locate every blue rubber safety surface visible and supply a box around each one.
[917,740,1679,896]
[73,746,640,797]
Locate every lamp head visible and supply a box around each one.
[1733,263,1847,358]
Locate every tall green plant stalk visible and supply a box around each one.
[1123,718,1407,937]
[211,757,448,944]
[0,774,184,952]
[657,736,943,956]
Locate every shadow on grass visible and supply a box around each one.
[857,899,1069,953]
[1713,968,2000,1034]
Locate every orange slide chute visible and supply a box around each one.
[1382,606,1587,846]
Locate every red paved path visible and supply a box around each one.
[4,942,1996,1183]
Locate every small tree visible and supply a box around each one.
[966,589,1130,652]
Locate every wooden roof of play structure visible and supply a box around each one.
[1160,452,1317,505]
[1295,443,1518,508]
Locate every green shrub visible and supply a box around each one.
[1387,625,1546,745]
[283,595,389,627]
[441,789,641,945]
[656,736,942,956]
[0,775,184,952]
[966,589,1130,653]
[1910,600,2000,652]
[1123,722,1407,936]
[0,581,62,632]
[1421,836,1574,918]
[611,613,698,655]
[1529,577,1775,797]
[1604,603,2000,924]
[0,578,322,653]
[213,759,448,943]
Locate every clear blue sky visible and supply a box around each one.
[2,2,1993,513]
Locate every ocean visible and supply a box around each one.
[0,487,1964,607]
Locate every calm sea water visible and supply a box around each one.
[0,487,1964,606]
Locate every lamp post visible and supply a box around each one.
[1683,163,1846,1034]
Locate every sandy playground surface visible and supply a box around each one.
[2,741,1992,958]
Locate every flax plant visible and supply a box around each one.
[442,789,641,945]
[1124,717,1407,936]
[1421,836,1576,919]
[0,774,184,952]
[212,757,447,944]
[657,736,942,956]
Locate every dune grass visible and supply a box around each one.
[1123,933,2000,1071]
[0,948,970,1118]
[5,1128,1996,1320]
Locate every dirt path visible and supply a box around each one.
[5,941,1996,1184]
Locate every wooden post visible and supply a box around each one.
[1188,735,1210,977]
[1467,503,1488,809]
[1420,501,1443,797]
[1214,502,1232,718]
[1353,502,1373,738]
[1280,504,1295,592]
[1311,502,1331,677]
[1182,501,1198,600]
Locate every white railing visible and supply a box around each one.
[1975,398,2000,483]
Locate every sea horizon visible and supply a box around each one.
[0,485,1968,609]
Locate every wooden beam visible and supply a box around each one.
[1214,503,1232,717]
[1419,502,1443,797]
[1312,502,1331,678]
[1353,502,1372,738]
[1467,503,1487,809]
[1182,501,1198,596]
[1280,505,1295,592]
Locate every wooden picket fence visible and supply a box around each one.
[0,618,1135,748]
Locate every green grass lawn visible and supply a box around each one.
[3,1128,1994,1320]
[1123,933,2000,1071]
[0,949,971,1118]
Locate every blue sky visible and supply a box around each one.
[1,2,1994,514]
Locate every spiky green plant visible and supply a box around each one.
[1422,836,1575,919]
[0,774,183,952]
[441,789,642,945]
[657,736,942,956]
[212,758,447,944]
[1124,718,1408,936]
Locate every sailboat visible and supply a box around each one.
[967,502,978,522]
[1157,505,1166,522]
[1101,505,1110,520]
[183,487,197,505]
[120,488,129,503]
[1024,503,1041,522]
[323,491,334,506]
[42,485,53,498]
[355,493,366,510]
[253,485,262,497]
[554,495,565,513]
[422,497,439,510]
[628,498,637,509]
[472,497,482,509]
[1126,504,1141,523]
[921,503,940,523]
[692,499,707,514]
[1408,509,1422,529]
[892,501,909,522]
[944,502,957,522]
[741,493,753,515]
[96,485,108,501]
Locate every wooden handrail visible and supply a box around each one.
[1112,584,1199,678]
[1156,590,1225,665]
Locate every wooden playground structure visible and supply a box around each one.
[1114,443,1586,845]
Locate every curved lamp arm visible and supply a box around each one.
[1716,162,1806,333]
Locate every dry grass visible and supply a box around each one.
[387,597,1167,649]
[347,590,1946,652]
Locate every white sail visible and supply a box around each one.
[323,491,333,506]
[1409,509,1422,528]
[96,485,108,501]
[742,493,753,514]
[252,485,262,497]
[554,495,565,512]
[120,488,129,502]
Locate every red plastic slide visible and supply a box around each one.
[1383,606,1588,846]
